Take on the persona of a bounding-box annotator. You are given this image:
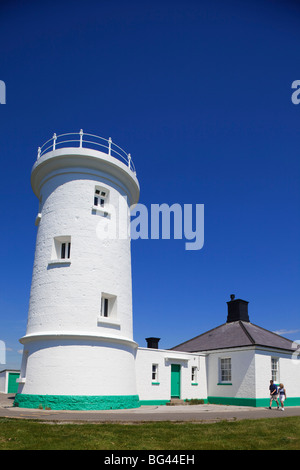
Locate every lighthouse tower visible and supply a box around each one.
[15,131,140,410]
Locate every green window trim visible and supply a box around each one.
[191,383,198,386]
[217,382,232,385]
[151,382,160,385]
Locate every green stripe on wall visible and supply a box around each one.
[14,394,140,410]
[208,396,300,407]
[139,400,170,406]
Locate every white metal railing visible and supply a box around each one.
[37,130,136,174]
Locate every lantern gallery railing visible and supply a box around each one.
[37,130,136,174]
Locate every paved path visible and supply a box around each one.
[1,394,300,423]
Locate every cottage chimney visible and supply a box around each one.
[146,337,160,349]
[226,295,250,323]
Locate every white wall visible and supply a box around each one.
[206,347,300,402]
[26,174,134,340]
[136,348,207,402]
[206,348,256,398]
[18,338,138,396]
[255,349,300,399]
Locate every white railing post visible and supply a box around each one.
[108,137,112,156]
[79,129,83,148]
[128,153,131,169]
[53,133,57,150]
[37,147,41,159]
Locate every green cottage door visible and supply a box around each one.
[171,364,181,398]
[8,372,20,393]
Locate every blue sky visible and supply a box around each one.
[0,0,299,369]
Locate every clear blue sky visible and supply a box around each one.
[0,0,299,369]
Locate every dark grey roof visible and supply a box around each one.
[171,321,295,353]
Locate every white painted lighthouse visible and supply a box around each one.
[15,131,140,410]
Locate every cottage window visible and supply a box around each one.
[191,366,197,383]
[220,358,231,383]
[152,364,158,382]
[271,357,279,383]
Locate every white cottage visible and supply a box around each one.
[146,295,300,407]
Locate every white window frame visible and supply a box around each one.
[219,357,232,383]
[97,293,120,327]
[191,366,197,383]
[50,236,71,264]
[100,293,117,318]
[92,186,110,217]
[271,357,279,383]
[152,364,159,383]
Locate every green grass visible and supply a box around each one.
[0,417,299,450]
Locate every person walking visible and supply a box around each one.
[278,383,286,411]
[269,380,279,409]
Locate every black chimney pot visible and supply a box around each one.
[146,337,160,349]
[227,295,249,323]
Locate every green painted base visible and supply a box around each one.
[139,400,170,406]
[14,393,140,410]
[139,398,208,406]
[208,396,300,407]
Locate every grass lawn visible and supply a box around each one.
[0,417,299,450]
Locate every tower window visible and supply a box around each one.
[100,293,117,318]
[94,187,108,208]
[61,241,71,259]
[102,298,109,317]
[51,236,71,263]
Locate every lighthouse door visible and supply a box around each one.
[171,364,181,398]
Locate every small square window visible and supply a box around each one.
[51,236,71,263]
[100,293,117,318]
[94,186,108,208]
